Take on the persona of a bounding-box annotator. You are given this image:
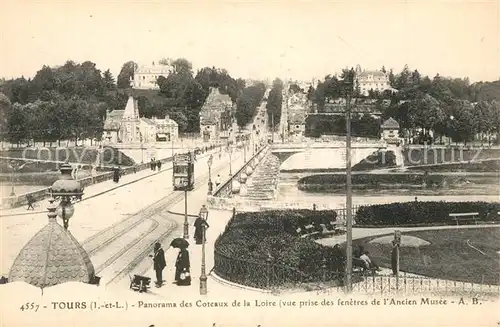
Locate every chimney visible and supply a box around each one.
[165,114,169,121]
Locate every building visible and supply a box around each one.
[355,65,397,96]
[102,96,178,144]
[381,117,401,143]
[139,115,179,142]
[199,88,233,142]
[102,96,141,144]
[131,61,174,90]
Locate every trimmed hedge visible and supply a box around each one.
[355,201,500,226]
[215,210,345,287]
[351,150,396,171]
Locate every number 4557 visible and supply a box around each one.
[20,303,39,312]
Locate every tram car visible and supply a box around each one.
[173,152,195,191]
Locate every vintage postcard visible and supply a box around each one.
[0,0,499,326]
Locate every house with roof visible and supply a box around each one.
[199,87,233,142]
[102,96,140,144]
[102,95,178,144]
[355,65,398,96]
[131,61,174,90]
[380,117,401,144]
[140,115,178,142]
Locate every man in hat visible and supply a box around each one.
[151,242,166,287]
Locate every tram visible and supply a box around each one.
[173,152,195,191]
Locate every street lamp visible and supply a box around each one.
[199,204,209,295]
[7,160,29,196]
[207,154,213,195]
[344,79,354,293]
[228,146,233,177]
[140,133,144,164]
[49,163,84,230]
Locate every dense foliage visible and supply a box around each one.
[305,114,381,138]
[0,59,249,143]
[297,173,473,192]
[310,66,500,143]
[355,201,500,226]
[235,83,266,127]
[215,210,346,288]
[266,78,283,128]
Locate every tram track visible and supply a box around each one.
[78,153,243,284]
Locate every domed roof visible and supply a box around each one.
[8,202,95,288]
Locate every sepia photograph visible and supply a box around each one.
[0,0,499,326]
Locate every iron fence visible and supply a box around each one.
[213,208,500,297]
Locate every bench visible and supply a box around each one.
[449,212,479,226]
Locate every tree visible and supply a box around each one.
[6,103,30,145]
[266,78,283,128]
[409,94,446,132]
[158,58,173,66]
[172,58,193,75]
[0,93,12,141]
[102,69,116,90]
[236,83,266,127]
[117,61,137,89]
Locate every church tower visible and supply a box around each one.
[121,96,140,143]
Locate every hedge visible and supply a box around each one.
[297,173,468,191]
[215,210,345,287]
[355,201,500,226]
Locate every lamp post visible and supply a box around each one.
[7,160,29,196]
[140,133,144,164]
[49,163,84,230]
[228,146,233,177]
[344,79,354,293]
[207,154,213,195]
[183,179,189,239]
[199,204,209,295]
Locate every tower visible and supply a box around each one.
[121,96,140,143]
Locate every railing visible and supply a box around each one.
[213,208,500,297]
[1,144,224,209]
[211,145,269,198]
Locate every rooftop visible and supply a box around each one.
[381,117,400,129]
[8,202,95,288]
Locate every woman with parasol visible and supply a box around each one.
[170,238,191,286]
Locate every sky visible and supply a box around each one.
[1,0,499,83]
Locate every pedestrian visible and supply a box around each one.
[150,158,154,171]
[157,160,162,171]
[26,194,35,210]
[152,158,157,171]
[215,174,221,188]
[175,247,191,286]
[194,216,209,245]
[113,167,120,183]
[150,242,166,288]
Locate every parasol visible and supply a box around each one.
[170,238,189,249]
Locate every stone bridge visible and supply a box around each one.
[270,142,386,171]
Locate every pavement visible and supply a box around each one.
[0,148,234,276]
